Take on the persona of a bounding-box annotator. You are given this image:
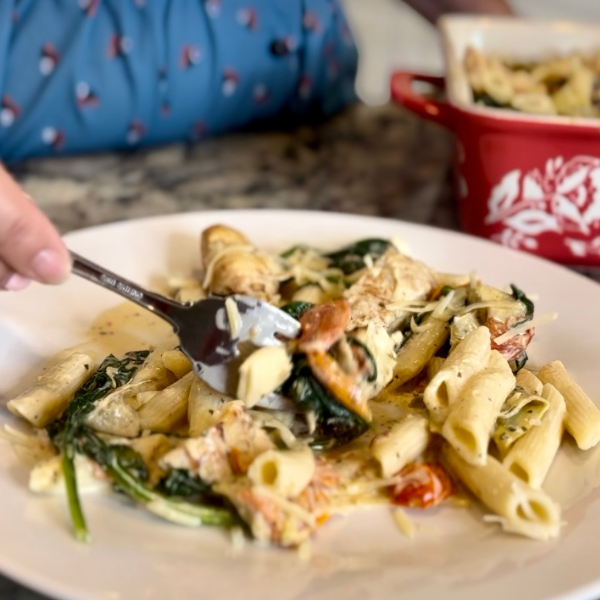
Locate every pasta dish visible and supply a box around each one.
[464,46,600,117]
[4,224,600,549]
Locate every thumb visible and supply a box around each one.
[0,165,71,288]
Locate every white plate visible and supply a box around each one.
[1,210,600,600]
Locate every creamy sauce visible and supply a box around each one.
[59,301,177,365]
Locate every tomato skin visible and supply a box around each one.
[390,463,453,509]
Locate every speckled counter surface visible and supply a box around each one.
[10,103,457,236]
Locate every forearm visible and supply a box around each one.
[0,0,358,163]
[401,0,513,24]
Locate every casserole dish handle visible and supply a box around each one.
[390,71,454,129]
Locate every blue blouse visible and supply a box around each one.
[0,0,358,162]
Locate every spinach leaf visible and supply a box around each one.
[474,91,507,108]
[283,357,368,448]
[280,244,310,259]
[510,284,534,321]
[280,301,314,320]
[509,351,529,374]
[159,469,210,498]
[56,351,149,445]
[51,350,236,541]
[347,337,377,383]
[324,239,391,275]
[75,428,236,529]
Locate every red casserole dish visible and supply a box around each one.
[390,16,600,265]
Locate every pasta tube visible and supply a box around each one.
[247,446,315,498]
[129,347,174,391]
[393,318,449,386]
[393,288,467,387]
[137,371,194,433]
[237,346,292,408]
[427,356,445,381]
[370,414,429,478]
[493,390,549,457]
[444,445,561,541]
[516,369,543,396]
[503,384,566,488]
[538,361,600,450]
[424,326,491,424]
[8,353,95,427]
[161,349,192,380]
[443,351,515,466]
[188,377,229,436]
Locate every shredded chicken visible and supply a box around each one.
[160,401,274,484]
[344,248,437,331]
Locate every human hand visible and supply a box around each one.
[0,165,71,291]
[402,0,513,24]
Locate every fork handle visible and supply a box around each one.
[70,251,185,331]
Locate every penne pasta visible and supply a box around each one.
[247,446,315,498]
[161,349,192,380]
[538,361,600,450]
[503,383,566,488]
[392,318,449,387]
[516,369,543,396]
[444,444,561,541]
[443,351,515,466]
[237,346,292,408]
[137,371,194,433]
[370,414,429,478]
[423,326,491,424]
[393,288,467,388]
[427,356,446,381]
[129,347,174,392]
[188,377,230,436]
[493,389,549,457]
[7,353,95,428]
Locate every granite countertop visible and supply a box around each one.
[10,103,456,236]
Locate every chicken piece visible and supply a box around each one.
[344,247,437,332]
[214,477,315,547]
[215,455,347,547]
[200,224,283,301]
[160,401,274,484]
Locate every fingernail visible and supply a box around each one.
[31,249,70,284]
[3,273,32,291]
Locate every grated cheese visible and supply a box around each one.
[431,289,455,319]
[393,508,416,539]
[224,297,242,339]
[390,236,411,255]
[385,299,438,313]
[410,316,434,334]
[493,312,558,345]
[457,300,521,316]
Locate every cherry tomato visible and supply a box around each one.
[390,463,453,509]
